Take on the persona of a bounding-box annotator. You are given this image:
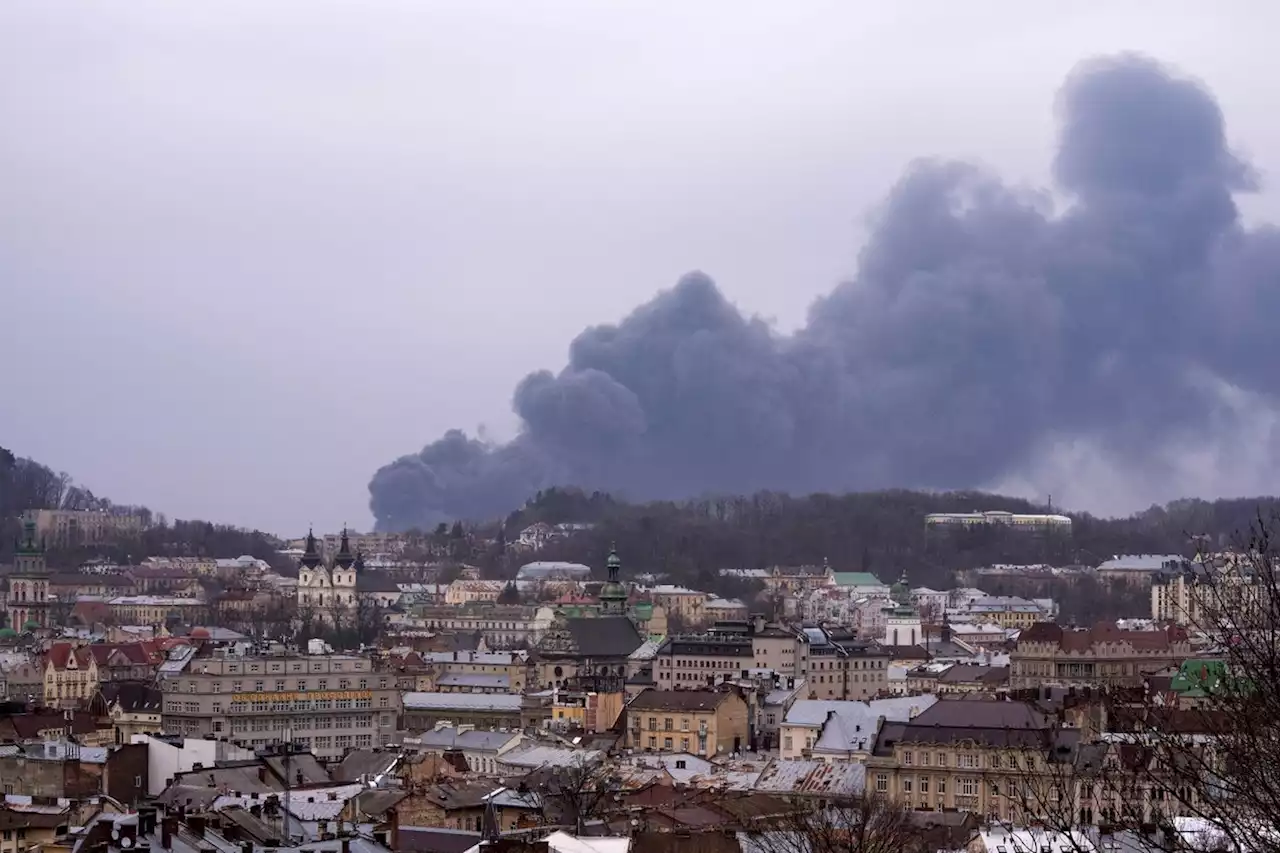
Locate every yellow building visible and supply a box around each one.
[0,807,68,853]
[625,688,748,757]
[106,596,207,625]
[646,586,710,624]
[44,644,100,707]
[445,580,506,605]
[963,596,1046,629]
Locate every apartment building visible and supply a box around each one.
[653,633,753,687]
[960,596,1046,629]
[703,597,749,622]
[750,620,807,676]
[156,648,400,760]
[401,691,552,733]
[803,626,891,701]
[403,723,524,775]
[779,694,937,761]
[44,641,160,708]
[414,603,555,647]
[416,650,530,693]
[24,509,147,544]
[46,573,134,600]
[444,580,506,605]
[106,596,207,626]
[871,696,1206,828]
[1095,554,1186,587]
[625,688,749,757]
[869,699,1073,822]
[646,586,710,624]
[1151,555,1262,628]
[1010,622,1192,689]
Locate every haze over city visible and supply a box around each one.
[5,3,1280,534]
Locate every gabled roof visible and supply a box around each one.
[101,681,163,713]
[629,689,735,712]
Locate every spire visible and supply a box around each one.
[335,526,355,569]
[606,543,621,583]
[480,793,501,845]
[600,544,627,615]
[16,520,40,555]
[301,527,322,569]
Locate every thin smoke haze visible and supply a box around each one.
[369,54,1280,531]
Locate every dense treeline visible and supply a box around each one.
[489,486,1280,592]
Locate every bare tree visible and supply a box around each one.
[744,792,921,853]
[539,754,618,834]
[996,512,1280,853]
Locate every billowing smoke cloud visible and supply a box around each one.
[369,54,1280,530]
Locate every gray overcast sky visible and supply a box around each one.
[3,2,1278,536]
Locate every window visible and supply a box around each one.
[648,737,656,748]
[664,737,673,750]
[921,751,931,766]
[902,778,913,793]
[990,754,1001,769]
[937,778,946,794]
[961,778,977,796]
[937,752,947,766]
[902,750,913,766]
[665,718,673,731]
[648,717,657,730]
[875,773,888,793]
[784,736,792,751]
[919,776,929,794]
[960,753,978,769]
[254,680,264,692]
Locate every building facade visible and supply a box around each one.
[4,520,51,631]
[157,649,400,759]
[625,688,749,757]
[1010,622,1192,689]
[24,508,147,544]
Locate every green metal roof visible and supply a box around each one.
[833,572,883,587]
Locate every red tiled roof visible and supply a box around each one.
[1019,621,1185,652]
[45,643,92,671]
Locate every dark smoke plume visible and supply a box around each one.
[369,55,1280,530]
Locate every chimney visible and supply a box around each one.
[341,839,351,853]
[241,843,253,853]
[389,806,401,851]
[258,767,267,783]
[188,815,206,838]
[161,817,176,850]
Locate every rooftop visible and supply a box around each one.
[403,692,523,712]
